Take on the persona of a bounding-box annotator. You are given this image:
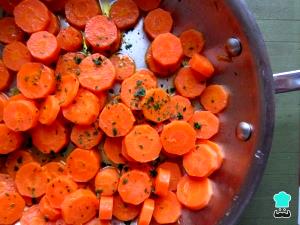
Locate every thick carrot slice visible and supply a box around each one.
[155,168,170,196]
[15,162,48,198]
[95,167,119,197]
[188,111,220,139]
[5,150,34,178]
[125,124,162,162]
[61,189,99,224]
[46,176,78,209]
[110,54,136,81]
[39,196,61,221]
[110,0,139,30]
[0,94,8,122]
[39,95,60,125]
[189,53,214,78]
[141,88,171,123]
[121,139,136,162]
[118,170,152,205]
[66,148,100,182]
[200,84,229,114]
[42,162,65,183]
[20,205,48,225]
[0,17,24,44]
[99,102,135,137]
[108,28,122,54]
[180,29,205,58]
[136,68,156,81]
[27,31,60,64]
[55,52,85,77]
[144,8,173,39]
[134,0,160,11]
[0,173,16,193]
[153,191,181,224]
[78,54,116,92]
[13,0,50,33]
[46,13,60,35]
[176,176,212,210]
[3,100,39,131]
[174,67,206,98]
[197,140,224,169]
[0,123,23,154]
[62,88,100,125]
[57,26,82,52]
[55,74,80,107]
[0,60,11,91]
[17,62,56,99]
[2,41,32,72]
[157,162,182,191]
[86,218,111,225]
[169,95,194,121]
[112,195,141,221]
[95,91,107,112]
[99,196,113,220]
[138,198,155,225]
[160,120,196,155]
[103,137,126,164]
[0,191,25,224]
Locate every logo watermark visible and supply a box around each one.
[273,191,292,219]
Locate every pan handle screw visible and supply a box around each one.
[226,38,242,57]
[236,122,252,141]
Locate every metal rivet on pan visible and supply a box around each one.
[236,122,252,141]
[226,38,242,57]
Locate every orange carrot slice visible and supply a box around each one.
[0,17,24,44]
[0,60,11,91]
[180,29,205,57]
[42,162,66,183]
[0,94,8,121]
[46,13,60,35]
[189,53,214,78]
[155,168,170,196]
[110,54,136,81]
[197,140,224,169]
[99,196,113,220]
[157,162,182,191]
[39,196,61,221]
[169,95,194,121]
[20,205,48,225]
[112,195,141,221]
[0,123,23,154]
[134,0,161,11]
[55,74,80,107]
[57,26,82,52]
[0,173,16,193]
[39,95,60,125]
[138,198,155,225]
[55,52,85,77]
[103,137,126,164]
[121,139,136,162]
[86,218,111,225]
[95,167,119,197]
[0,191,25,224]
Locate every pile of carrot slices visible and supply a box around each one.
[0,0,230,224]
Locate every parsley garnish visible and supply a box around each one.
[153,103,160,111]
[122,178,128,185]
[8,87,20,96]
[92,57,103,66]
[73,56,82,64]
[136,80,143,87]
[177,112,184,120]
[134,87,146,97]
[125,43,132,50]
[194,122,202,130]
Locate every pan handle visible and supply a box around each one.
[273,70,300,93]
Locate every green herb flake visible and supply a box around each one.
[92,57,103,66]
[177,112,184,120]
[194,122,202,130]
[73,56,82,64]
[95,189,103,197]
[153,103,160,111]
[136,80,143,87]
[134,87,146,97]
[8,87,20,96]
[122,178,128,185]
[125,43,132,50]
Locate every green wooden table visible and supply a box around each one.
[240,0,300,224]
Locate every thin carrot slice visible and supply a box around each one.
[42,162,65,183]
[55,74,80,107]
[112,195,141,221]
[197,140,224,169]
[0,123,23,154]
[55,52,85,77]
[110,0,139,30]
[144,8,173,40]
[99,196,113,220]
[125,124,162,162]
[169,95,194,121]
[0,17,24,44]
[0,191,25,224]
[57,26,82,52]
[17,62,56,99]
[0,60,11,91]
[121,139,136,162]
[189,53,214,78]
[95,167,119,197]
[86,218,111,225]
[39,196,61,221]
[5,150,34,178]
[138,198,155,225]
[103,137,126,164]
[134,0,160,11]
[108,29,122,55]
[110,54,136,81]
[155,168,170,196]
[176,176,212,210]
[0,173,16,193]
[0,94,8,122]
[39,95,60,125]
[188,111,220,139]
[46,13,60,35]
[153,191,181,224]
[157,162,182,191]
[180,29,205,58]
[20,205,48,225]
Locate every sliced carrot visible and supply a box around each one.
[95,91,108,112]
[134,0,161,11]
[118,169,152,205]
[78,54,116,92]
[153,191,181,224]
[157,162,182,191]
[46,13,60,35]
[0,94,8,122]
[0,17,24,44]
[155,168,170,196]
[57,26,82,52]
[86,218,111,225]
[197,140,224,169]
[62,88,100,125]
[138,198,155,225]
[17,62,56,99]
[103,137,126,164]
[0,60,11,91]
[125,124,162,162]
[99,196,113,220]
[169,95,194,121]
[0,123,23,154]
[110,0,139,30]
[112,195,141,221]
[108,29,122,54]
[39,196,61,221]
[39,95,60,125]
[3,99,39,131]
[55,52,85,77]
[189,53,214,78]
[110,54,136,81]
[176,176,212,210]
[136,68,156,81]
[144,8,173,39]
[0,173,16,193]
[55,74,80,107]
[188,111,220,139]
[42,162,66,183]
[160,120,196,155]
[0,191,25,224]
[121,139,136,162]
[180,29,205,57]
[20,205,48,225]
[95,167,119,196]
[140,88,171,123]
[45,0,67,12]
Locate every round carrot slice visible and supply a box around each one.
[0,60,11,91]
[180,29,205,58]
[121,139,136,162]
[95,91,108,112]
[197,140,224,169]
[42,162,66,183]
[176,176,212,210]
[78,54,116,92]
[0,94,8,122]
[110,54,136,81]
[0,173,16,193]
[0,191,25,224]
[99,196,113,220]
[108,28,122,55]
[0,123,23,154]
[103,137,126,164]
[55,74,80,107]
[155,168,170,196]
[0,17,24,44]
[169,95,194,121]
[136,68,156,81]
[134,0,161,11]
[86,218,111,225]
[112,195,140,221]
[138,198,155,225]
[55,52,85,77]
[5,150,34,178]
[189,53,214,78]
[39,195,61,221]
[39,95,60,125]
[157,162,182,191]
[46,13,60,35]
[45,0,67,12]
[20,205,48,225]
[57,26,82,52]
[95,167,119,197]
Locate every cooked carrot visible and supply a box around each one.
[118,169,152,205]
[17,62,56,99]
[39,196,61,221]
[112,195,141,221]
[44,0,67,12]
[141,88,171,123]
[13,0,50,33]
[125,124,162,162]
[200,84,229,114]
[197,140,224,169]
[120,72,157,110]
[0,17,24,44]
[39,95,60,125]
[155,168,170,196]
[176,176,212,210]
[153,191,181,224]
[0,123,23,154]
[85,218,111,225]
[95,91,108,112]
[169,95,194,121]
[188,111,220,139]
[65,0,100,29]
[99,196,113,220]
[0,60,11,91]
[31,120,68,154]
[42,162,66,183]
[160,120,196,155]
[134,0,161,11]
[189,53,214,78]
[61,189,99,224]
[108,29,122,54]
[144,8,173,39]
[110,54,136,81]
[0,173,16,193]
[136,68,156,81]
[46,13,60,35]
[121,139,136,162]
[99,102,135,137]
[95,167,119,196]
[62,88,100,125]
[3,99,39,131]
[46,175,78,209]
[157,162,182,191]
[180,29,205,57]
[0,191,25,224]
[103,137,126,164]
[0,94,8,122]
[110,0,139,30]
[55,52,85,77]
[20,205,48,225]
[2,41,32,72]
[57,26,82,52]
[78,54,116,92]
[138,198,155,225]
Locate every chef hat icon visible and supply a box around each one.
[273,191,291,208]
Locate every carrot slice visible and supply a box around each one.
[138,198,155,225]
[110,0,139,30]
[108,28,122,54]
[0,17,24,44]
[57,26,82,52]
[134,0,160,11]
[13,0,50,33]
[180,29,205,58]
[136,68,156,81]
[55,52,85,77]
[110,54,136,81]
[118,169,152,205]
[160,120,196,155]
[55,74,80,107]
[86,218,111,225]
[95,91,108,112]
[78,54,116,92]
[42,162,65,183]
[95,167,119,197]
[5,150,34,178]
[66,148,100,182]
[141,88,171,123]
[39,95,60,125]
[99,196,113,220]
[121,139,136,162]
[62,88,100,125]
[188,111,220,139]
[0,123,23,154]
[0,60,11,91]
[17,62,56,99]
[0,173,16,193]
[189,53,214,78]
[0,191,25,224]
[2,41,32,72]
[103,137,126,164]
[20,205,48,225]
[0,94,8,122]
[45,0,67,12]
[155,168,170,196]
[39,196,61,221]
[144,8,173,40]
[197,140,224,169]
[176,176,212,210]
[169,95,194,121]
[125,124,162,162]
[46,13,60,35]
[153,191,181,224]
[112,195,141,221]
[157,162,182,191]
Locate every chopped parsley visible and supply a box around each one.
[125,43,132,50]
[73,56,82,64]
[92,57,103,66]
[122,178,128,185]
[136,80,143,87]
[194,122,202,130]
[153,103,160,111]
[177,112,184,120]
[8,87,20,96]
[134,87,146,97]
